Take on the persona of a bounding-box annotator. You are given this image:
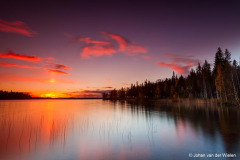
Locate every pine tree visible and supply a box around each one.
[202,60,213,98]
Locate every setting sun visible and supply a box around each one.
[41,93,56,98]
[49,79,56,83]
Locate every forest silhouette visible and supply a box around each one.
[104,48,240,106]
[0,90,31,99]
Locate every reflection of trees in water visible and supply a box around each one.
[0,104,72,159]
[122,100,240,153]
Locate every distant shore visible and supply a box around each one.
[0,97,102,100]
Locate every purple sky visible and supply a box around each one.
[0,1,240,97]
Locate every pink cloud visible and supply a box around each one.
[121,83,130,85]
[157,54,199,74]
[0,51,71,74]
[103,32,147,56]
[46,69,69,75]
[67,33,148,58]
[0,19,36,37]
[104,79,112,83]
[0,61,40,69]
[67,35,116,58]
[157,62,191,74]
[66,34,109,45]
[78,37,110,45]
[81,43,116,58]
[0,52,41,62]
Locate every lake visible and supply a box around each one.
[0,99,239,160]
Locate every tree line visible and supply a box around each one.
[0,90,31,99]
[103,48,240,105]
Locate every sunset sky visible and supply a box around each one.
[0,1,240,98]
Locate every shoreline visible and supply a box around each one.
[1,98,239,108]
[104,98,240,107]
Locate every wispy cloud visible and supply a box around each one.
[65,89,111,98]
[0,50,72,75]
[0,61,40,69]
[0,19,36,37]
[46,69,69,75]
[121,83,130,85]
[0,52,41,62]
[46,63,72,70]
[45,57,56,63]
[157,62,192,74]
[103,32,147,56]
[157,54,199,74]
[103,86,113,89]
[44,58,71,75]
[81,43,116,58]
[79,37,117,58]
[67,32,148,58]
[86,86,113,89]
[68,35,116,58]
[104,79,112,83]
[78,37,110,45]
[162,53,198,66]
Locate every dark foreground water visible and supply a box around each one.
[0,99,239,160]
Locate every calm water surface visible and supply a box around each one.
[0,99,239,160]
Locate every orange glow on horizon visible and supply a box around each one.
[43,93,56,98]
[29,90,103,98]
[30,92,70,98]
[40,92,72,98]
